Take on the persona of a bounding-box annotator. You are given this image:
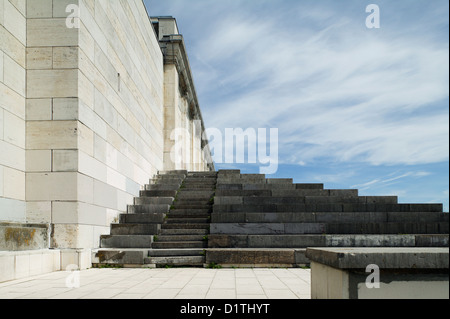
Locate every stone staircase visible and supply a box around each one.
[206,170,449,267]
[92,169,449,268]
[93,170,216,268]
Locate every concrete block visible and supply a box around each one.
[306,247,449,269]
[134,197,174,205]
[207,234,248,248]
[27,0,53,18]
[266,178,293,184]
[206,248,295,266]
[295,183,324,189]
[415,235,449,247]
[26,99,52,120]
[26,47,53,70]
[27,69,78,98]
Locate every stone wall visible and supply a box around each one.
[0,0,27,223]
[0,0,213,253]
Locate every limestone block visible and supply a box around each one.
[78,69,94,109]
[3,0,26,45]
[3,167,25,200]
[0,83,25,122]
[26,120,78,150]
[78,150,107,182]
[26,99,52,120]
[53,0,79,18]
[0,197,26,222]
[27,0,53,18]
[0,0,4,26]
[26,172,78,201]
[51,223,95,249]
[93,179,118,209]
[0,166,3,196]
[77,172,94,204]
[27,69,78,98]
[0,254,15,282]
[53,46,78,69]
[3,110,25,148]
[3,54,25,96]
[77,121,94,156]
[27,18,78,47]
[0,139,25,171]
[52,149,78,172]
[26,47,53,70]
[8,0,26,16]
[26,201,52,224]
[26,150,52,172]
[0,24,26,68]
[0,52,3,82]
[0,108,3,141]
[53,98,78,120]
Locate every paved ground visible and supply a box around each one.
[0,268,311,299]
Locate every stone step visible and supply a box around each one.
[100,235,153,248]
[211,212,449,224]
[213,203,444,213]
[174,200,212,207]
[110,223,160,235]
[160,228,209,235]
[148,248,205,257]
[145,184,181,191]
[144,256,205,267]
[119,213,165,224]
[181,184,216,189]
[165,217,209,224]
[92,249,148,265]
[162,223,210,230]
[152,241,207,249]
[140,190,178,197]
[210,222,449,235]
[134,197,174,205]
[208,234,449,248]
[169,209,210,218]
[205,248,307,267]
[176,191,214,199]
[127,204,170,214]
[156,234,206,242]
[157,170,188,175]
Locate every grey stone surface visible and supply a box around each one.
[127,204,170,214]
[119,213,165,224]
[134,197,174,205]
[306,247,449,269]
[92,249,147,264]
[110,223,160,235]
[0,223,48,251]
[100,235,154,248]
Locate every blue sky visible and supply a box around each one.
[144,0,449,211]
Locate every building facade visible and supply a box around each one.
[0,0,213,281]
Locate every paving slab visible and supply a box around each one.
[0,268,311,299]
